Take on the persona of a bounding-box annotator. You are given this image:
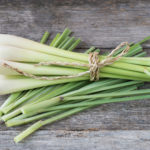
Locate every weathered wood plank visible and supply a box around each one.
[0,0,150,48]
[1,130,150,150]
[1,0,150,149]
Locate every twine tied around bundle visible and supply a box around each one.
[3,42,130,81]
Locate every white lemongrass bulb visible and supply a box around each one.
[0,34,88,62]
[0,60,85,76]
[0,45,81,63]
[0,75,88,95]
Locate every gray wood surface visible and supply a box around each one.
[1,0,150,149]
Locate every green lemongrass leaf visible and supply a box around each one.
[53,28,71,47]
[50,33,60,46]
[68,38,81,51]
[57,36,70,48]
[40,31,50,44]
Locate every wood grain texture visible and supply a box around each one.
[0,130,150,150]
[1,0,150,149]
[0,0,150,48]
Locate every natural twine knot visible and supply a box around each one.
[2,42,130,81]
[88,42,130,81]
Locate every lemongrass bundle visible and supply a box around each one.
[0,32,150,94]
[1,29,150,143]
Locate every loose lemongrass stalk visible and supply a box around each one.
[21,80,142,114]
[6,84,137,127]
[40,31,50,44]
[14,93,150,143]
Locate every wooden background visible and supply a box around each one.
[1,0,150,149]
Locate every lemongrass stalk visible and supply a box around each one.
[100,72,149,81]
[14,93,150,143]
[50,33,60,46]
[0,92,20,109]
[137,36,150,45]
[135,52,147,57]
[57,36,70,48]
[21,80,141,114]
[10,85,139,123]
[1,33,150,67]
[40,31,50,44]
[0,75,90,95]
[68,39,81,51]
[0,60,85,76]
[1,109,21,122]
[85,46,95,54]
[33,81,88,104]
[63,80,141,96]
[95,49,100,53]
[42,94,150,111]
[53,28,71,47]
[100,66,150,79]
[1,87,46,114]
[8,83,137,121]
[65,88,150,101]
[0,45,84,63]
[14,120,43,143]
[0,34,88,62]
[2,79,131,121]
[123,44,142,57]
[61,37,75,49]
[7,84,139,126]
[6,110,62,127]
[2,59,150,81]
